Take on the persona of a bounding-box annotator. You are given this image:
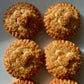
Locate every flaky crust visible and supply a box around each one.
[3,2,42,39]
[11,80,34,84]
[49,78,78,84]
[44,2,81,39]
[44,40,82,79]
[4,39,43,79]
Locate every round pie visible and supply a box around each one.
[44,40,82,79]
[3,2,43,39]
[49,78,78,84]
[11,80,34,84]
[44,2,81,39]
[3,39,43,79]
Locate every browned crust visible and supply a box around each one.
[11,80,35,84]
[3,2,43,39]
[3,39,43,79]
[49,78,78,84]
[44,2,81,39]
[44,40,83,79]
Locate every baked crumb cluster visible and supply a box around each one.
[44,2,81,39]
[44,40,82,79]
[3,2,42,39]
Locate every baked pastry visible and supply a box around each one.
[11,80,34,84]
[3,39,43,79]
[44,2,81,39]
[49,78,78,84]
[3,2,42,39]
[44,40,82,79]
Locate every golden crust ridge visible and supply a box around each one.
[49,78,78,84]
[11,80,35,84]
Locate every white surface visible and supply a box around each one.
[0,0,84,84]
